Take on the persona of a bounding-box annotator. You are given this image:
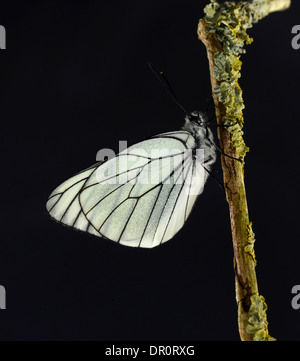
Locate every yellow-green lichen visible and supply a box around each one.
[244,221,257,265]
[203,0,275,158]
[246,294,276,341]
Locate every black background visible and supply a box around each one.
[0,0,299,341]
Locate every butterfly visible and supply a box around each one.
[46,110,217,248]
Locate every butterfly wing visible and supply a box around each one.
[46,131,208,248]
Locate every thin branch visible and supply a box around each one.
[198,0,290,341]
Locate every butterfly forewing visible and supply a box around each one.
[46,129,214,248]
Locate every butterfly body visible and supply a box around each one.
[182,111,217,167]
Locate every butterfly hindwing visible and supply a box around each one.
[46,131,209,248]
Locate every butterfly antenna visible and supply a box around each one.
[148,62,190,118]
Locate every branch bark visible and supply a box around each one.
[198,0,291,341]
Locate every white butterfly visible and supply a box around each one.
[46,111,216,248]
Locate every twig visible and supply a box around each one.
[198,0,291,341]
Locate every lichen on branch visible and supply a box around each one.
[199,0,291,159]
[246,294,276,341]
[198,0,291,341]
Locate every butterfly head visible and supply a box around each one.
[183,110,209,135]
[186,110,208,126]
[183,110,215,149]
